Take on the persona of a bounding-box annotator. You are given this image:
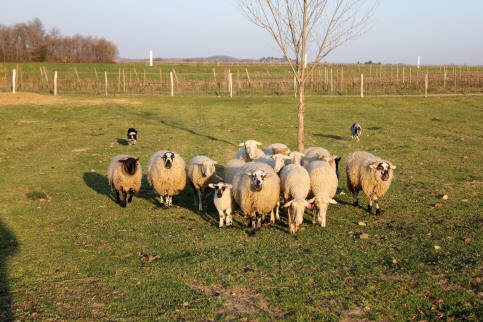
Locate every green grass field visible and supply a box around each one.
[0,94,482,320]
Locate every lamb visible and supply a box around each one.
[307,158,339,227]
[235,140,265,161]
[208,182,233,228]
[187,156,217,211]
[351,123,362,141]
[107,154,142,208]
[224,158,247,184]
[264,143,290,156]
[232,162,280,234]
[147,150,186,208]
[280,164,311,234]
[302,147,341,179]
[345,151,396,215]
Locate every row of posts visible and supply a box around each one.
[10,69,430,98]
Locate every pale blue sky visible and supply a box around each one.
[1,0,482,64]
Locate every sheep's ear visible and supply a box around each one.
[238,142,245,147]
[135,157,139,161]
[213,161,218,165]
[329,198,338,204]
[369,162,379,169]
[283,200,293,208]
[208,183,215,189]
[307,198,315,204]
[226,184,232,189]
[390,164,396,169]
[334,156,340,162]
[255,141,262,146]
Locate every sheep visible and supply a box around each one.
[280,164,311,234]
[224,158,247,184]
[302,147,341,179]
[232,162,280,234]
[307,159,338,227]
[208,182,233,228]
[264,143,290,156]
[187,156,217,211]
[345,151,396,215]
[107,154,142,208]
[147,150,186,208]
[351,123,362,141]
[288,151,305,166]
[257,153,291,173]
[235,140,265,161]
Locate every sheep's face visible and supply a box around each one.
[271,154,290,173]
[201,160,217,177]
[289,151,304,165]
[284,199,309,225]
[370,161,396,181]
[271,147,289,155]
[120,157,139,175]
[209,183,232,198]
[162,152,175,169]
[239,140,262,160]
[250,169,267,192]
[312,196,337,218]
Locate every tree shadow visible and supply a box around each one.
[0,219,18,320]
[83,172,116,203]
[116,138,129,146]
[159,120,235,146]
[313,133,343,140]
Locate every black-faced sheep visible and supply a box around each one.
[232,162,280,234]
[147,150,186,208]
[107,154,142,207]
[208,182,233,228]
[187,156,217,211]
[307,159,338,227]
[345,151,396,215]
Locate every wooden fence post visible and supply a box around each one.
[245,68,251,83]
[12,69,16,94]
[229,72,233,98]
[104,71,108,96]
[360,74,364,98]
[54,71,57,95]
[424,73,428,98]
[170,72,174,96]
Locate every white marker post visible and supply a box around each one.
[417,56,421,69]
[104,71,108,96]
[360,74,364,98]
[54,71,57,96]
[304,53,307,69]
[228,72,233,98]
[170,72,174,96]
[149,50,153,67]
[12,69,16,94]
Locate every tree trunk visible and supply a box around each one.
[297,80,305,152]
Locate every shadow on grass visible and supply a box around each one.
[160,120,235,146]
[0,219,18,320]
[367,126,383,130]
[116,138,129,146]
[82,172,116,203]
[313,133,343,140]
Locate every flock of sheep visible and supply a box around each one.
[107,125,396,234]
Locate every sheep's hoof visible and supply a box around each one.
[376,209,382,216]
[353,201,359,207]
[121,202,127,208]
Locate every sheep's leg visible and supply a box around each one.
[218,209,225,228]
[225,209,233,227]
[270,209,275,224]
[256,214,262,230]
[128,189,134,203]
[288,207,294,234]
[197,189,203,211]
[168,195,173,207]
[320,211,326,228]
[250,213,257,234]
[121,189,127,208]
[275,201,280,221]
[353,190,359,207]
[115,190,121,204]
[374,197,382,215]
[190,182,197,207]
[368,198,373,213]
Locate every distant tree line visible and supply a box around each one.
[0,18,118,63]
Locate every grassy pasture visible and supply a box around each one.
[0,94,482,320]
[1,62,481,96]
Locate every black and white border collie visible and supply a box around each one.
[127,128,138,145]
[351,123,362,141]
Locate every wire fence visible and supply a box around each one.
[1,63,481,97]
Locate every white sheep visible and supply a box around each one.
[264,143,290,156]
[288,151,305,166]
[280,164,311,234]
[187,156,217,211]
[208,182,233,228]
[235,140,265,161]
[147,150,186,208]
[107,154,142,208]
[346,151,396,215]
[302,147,341,179]
[224,158,247,184]
[257,153,291,173]
[307,159,338,227]
[232,162,280,234]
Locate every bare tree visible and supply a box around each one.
[238,0,378,151]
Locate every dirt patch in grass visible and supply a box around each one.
[190,282,285,318]
[0,92,140,106]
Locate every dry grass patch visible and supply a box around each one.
[0,92,140,106]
